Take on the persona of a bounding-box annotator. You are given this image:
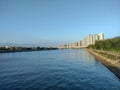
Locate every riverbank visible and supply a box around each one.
[86,48,120,79]
[0,47,58,53]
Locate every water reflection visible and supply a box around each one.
[65,49,98,65]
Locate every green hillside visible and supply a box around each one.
[87,37,120,52]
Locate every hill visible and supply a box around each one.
[87,37,120,52]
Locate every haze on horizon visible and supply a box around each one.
[0,0,120,46]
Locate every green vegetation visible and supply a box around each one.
[92,49,120,61]
[87,37,120,52]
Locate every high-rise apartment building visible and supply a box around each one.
[81,32,104,47]
[89,34,93,45]
[99,32,104,40]
[58,32,104,49]
[93,34,99,44]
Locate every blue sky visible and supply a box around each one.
[0,0,120,46]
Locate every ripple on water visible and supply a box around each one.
[0,49,120,90]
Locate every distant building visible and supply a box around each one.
[93,34,99,44]
[58,45,66,49]
[99,32,104,40]
[89,34,93,45]
[82,32,104,47]
[77,41,82,48]
[58,32,104,49]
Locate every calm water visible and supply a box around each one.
[0,49,120,90]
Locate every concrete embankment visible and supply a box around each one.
[86,48,120,79]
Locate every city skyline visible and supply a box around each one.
[0,0,120,46]
[59,32,104,48]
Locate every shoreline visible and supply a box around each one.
[85,48,120,79]
[0,48,58,53]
